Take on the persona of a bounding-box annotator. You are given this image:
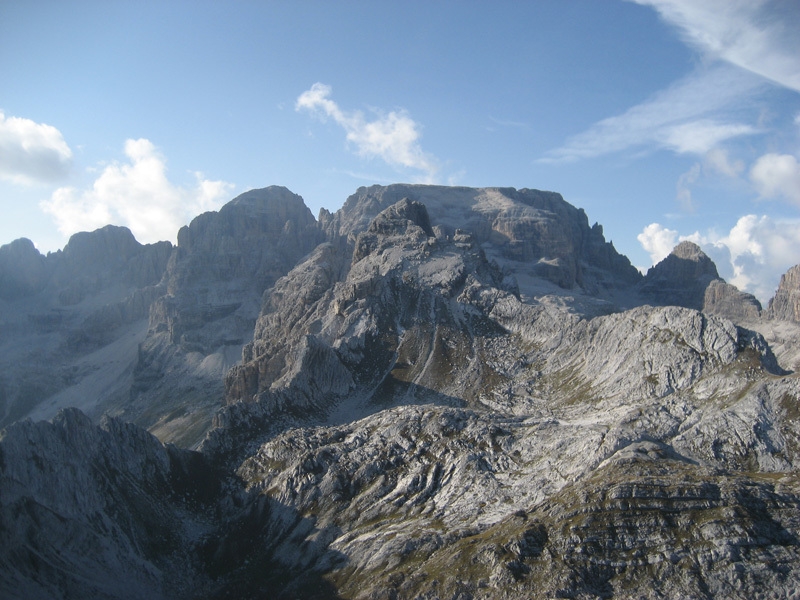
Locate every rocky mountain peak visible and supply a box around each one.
[130,187,326,447]
[365,197,435,238]
[639,240,761,321]
[768,264,800,322]
[648,240,720,284]
[61,224,142,266]
[0,237,48,300]
[323,184,641,298]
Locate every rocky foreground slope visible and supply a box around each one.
[2,185,800,598]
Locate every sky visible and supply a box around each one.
[1,0,799,303]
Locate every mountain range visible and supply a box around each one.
[1,184,799,599]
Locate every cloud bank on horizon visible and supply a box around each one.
[41,139,233,245]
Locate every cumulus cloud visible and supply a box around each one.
[637,223,680,265]
[296,83,438,181]
[541,65,762,163]
[631,0,800,92]
[41,139,234,244]
[638,215,800,303]
[0,111,72,184]
[750,153,800,206]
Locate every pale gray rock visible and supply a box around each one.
[323,184,642,300]
[768,264,800,323]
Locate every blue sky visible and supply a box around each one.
[1,0,799,302]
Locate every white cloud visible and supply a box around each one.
[542,65,762,163]
[658,120,756,155]
[672,149,746,212]
[705,147,744,178]
[296,83,438,181]
[0,111,72,184]
[631,0,800,92]
[41,139,234,244]
[637,223,679,264]
[638,215,800,303]
[676,163,701,212]
[750,153,800,206]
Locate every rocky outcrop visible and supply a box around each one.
[0,238,48,300]
[0,408,220,599]
[641,241,762,322]
[703,278,762,321]
[768,264,800,323]
[223,199,516,419]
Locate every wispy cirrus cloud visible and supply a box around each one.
[544,0,800,165]
[631,0,800,93]
[0,111,73,185]
[41,139,233,244]
[296,83,438,182]
[541,65,763,163]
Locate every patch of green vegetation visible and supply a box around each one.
[538,365,596,407]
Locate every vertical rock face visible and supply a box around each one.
[640,241,720,310]
[768,264,800,322]
[129,187,325,447]
[703,278,762,322]
[640,241,762,322]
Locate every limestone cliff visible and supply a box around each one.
[127,186,325,447]
[768,264,800,323]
